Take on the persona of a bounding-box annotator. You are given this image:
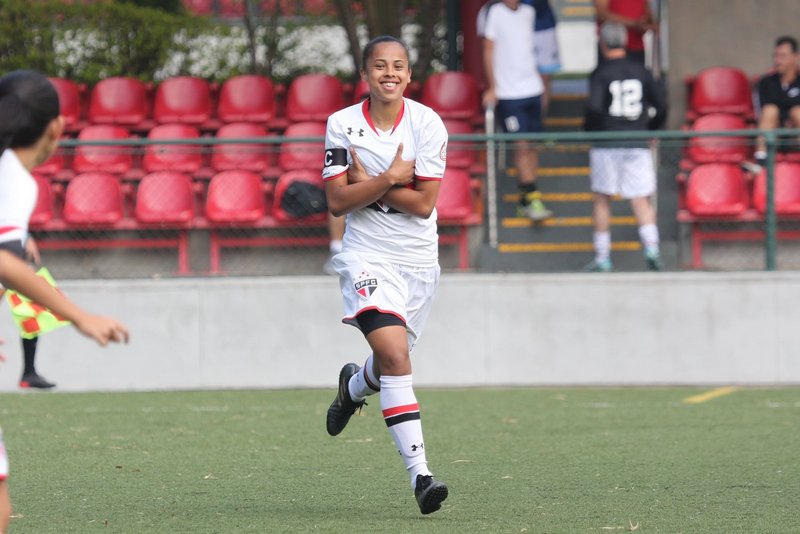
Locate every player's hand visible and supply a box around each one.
[25,237,41,265]
[74,314,130,346]
[382,143,415,186]
[347,146,370,184]
[482,87,497,109]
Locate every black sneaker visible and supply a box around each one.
[414,474,448,515]
[19,373,56,389]
[326,363,364,436]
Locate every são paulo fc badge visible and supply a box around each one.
[354,271,378,299]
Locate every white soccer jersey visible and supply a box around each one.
[322,98,448,267]
[481,2,544,99]
[0,149,37,245]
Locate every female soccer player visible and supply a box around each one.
[322,35,449,515]
[0,69,129,533]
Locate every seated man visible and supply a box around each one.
[753,36,800,167]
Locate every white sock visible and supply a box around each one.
[638,224,660,253]
[348,354,380,401]
[329,240,343,254]
[380,374,432,488]
[593,231,611,262]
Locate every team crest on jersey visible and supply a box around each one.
[354,271,378,299]
[439,141,447,161]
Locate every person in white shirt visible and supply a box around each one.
[480,0,553,221]
[322,36,449,515]
[0,70,129,533]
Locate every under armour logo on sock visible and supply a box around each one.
[410,443,424,452]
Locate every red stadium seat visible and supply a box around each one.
[211,122,275,174]
[278,121,325,171]
[153,76,213,126]
[442,119,477,170]
[205,170,266,223]
[48,77,85,133]
[182,0,214,15]
[687,67,754,119]
[352,80,370,104]
[217,75,275,124]
[685,163,750,216]
[686,113,751,164]
[135,171,195,224]
[62,172,124,225]
[33,144,71,180]
[29,175,54,228]
[72,125,133,175]
[436,168,481,269]
[285,74,345,122]
[753,162,800,215]
[142,124,204,174]
[421,72,480,120]
[88,77,151,130]
[272,169,327,222]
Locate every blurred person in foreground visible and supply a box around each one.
[583,22,667,272]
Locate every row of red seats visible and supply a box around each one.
[684,66,756,122]
[35,119,484,181]
[50,71,482,134]
[31,167,481,273]
[677,162,800,267]
[184,0,347,18]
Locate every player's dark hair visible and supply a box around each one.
[361,36,410,71]
[0,70,60,156]
[775,35,798,53]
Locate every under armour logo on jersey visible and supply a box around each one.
[346,127,365,137]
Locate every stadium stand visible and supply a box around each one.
[753,162,800,215]
[153,76,216,129]
[271,169,328,223]
[88,76,152,131]
[421,71,481,123]
[436,168,482,269]
[277,121,325,171]
[29,174,55,228]
[683,112,752,168]
[284,73,345,123]
[62,172,125,225]
[72,125,137,177]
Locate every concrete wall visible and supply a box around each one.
[667,0,800,127]
[1,272,798,392]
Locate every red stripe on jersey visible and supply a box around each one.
[323,170,347,182]
[0,226,20,235]
[382,403,419,418]
[361,98,406,135]
[345,306,407,325]
[415,175,442,181]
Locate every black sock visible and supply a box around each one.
[22,336,39,377]
[519,183,538,204]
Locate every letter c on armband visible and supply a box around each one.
[324,148,348,168]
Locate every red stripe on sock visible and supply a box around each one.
[382,403,419,418]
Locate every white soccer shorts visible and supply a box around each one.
[331,251,440,353]
[0,427,8,480]
[589,147,656,199]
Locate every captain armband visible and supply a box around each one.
[323,148,348,168]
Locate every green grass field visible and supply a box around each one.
[1,387,798,533]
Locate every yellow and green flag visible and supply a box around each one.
[4,267,71,339]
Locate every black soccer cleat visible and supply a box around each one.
[414,474,448,515]
[19,373,56,389]
[326,363,365,436]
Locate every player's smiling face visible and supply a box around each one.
[362,42,411,104]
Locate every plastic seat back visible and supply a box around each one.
[143,123,203,173]
[135,171,195,224]
[211,122,272,172]
[442,119,476,169]
[205,170,265,223]
[153,76,212,125]
[687,113,751,163]
[436,168,473,220]
[690,67,754,117]
[73,125,132,174]
[63,172,124,225]
[48,77,83,131]
[421,72,480,120]
[29,174,54,227]
[88,77,149,126]
[753,162,800,215]
[278,121,325,171]
[217,75,275,124]
[285,74,345,122]
[686,163,749,216]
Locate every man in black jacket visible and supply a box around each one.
[584,21,667,272]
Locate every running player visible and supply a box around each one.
[0,70,129,533]
[322,36,449,515]
[583,22,667,272]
